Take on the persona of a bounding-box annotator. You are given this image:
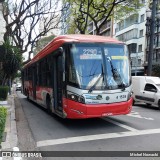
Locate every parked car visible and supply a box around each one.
[132,76,160,109]
[16,83,22,91]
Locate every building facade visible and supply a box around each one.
[145,0,160,69]
[88,19,113,36]
[113,2,148,76]
[61,2,70,35]
[61,2,113,36]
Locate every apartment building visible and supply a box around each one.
[61,1,113,36]
[88,19,113,36]
[145,0,160,68]
[113,2,147,76]
[61,1,152,76]
[61,2,71,35]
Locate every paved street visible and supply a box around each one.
[16,91,160,160]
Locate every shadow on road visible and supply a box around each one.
[133,103,159,111]
[22,97,125,131]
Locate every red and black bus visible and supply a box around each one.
[22,34,133,119]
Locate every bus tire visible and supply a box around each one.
[132,99,135,106]
[27,90,30,100]
[46,95,52,114]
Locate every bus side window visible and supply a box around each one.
[28,66,32,81]
[46,56,52,87]
[36,63,39,85]
[42,58,47,86]
[39,61,42,86]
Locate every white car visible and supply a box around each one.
[132,76,160,109]
[16,83,22,91]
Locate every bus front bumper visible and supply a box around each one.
[63,97,133,119]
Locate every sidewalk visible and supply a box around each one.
[0,90,41,160]
[0,92,19,160]
[1,95,18,149]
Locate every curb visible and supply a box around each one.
[0,95,19,160]
[1,95,18,149]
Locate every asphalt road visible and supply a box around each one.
[16,91,160,160]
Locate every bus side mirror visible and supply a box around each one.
[58,47,65,72]
[57,47,63,54]
[58,47,65,82]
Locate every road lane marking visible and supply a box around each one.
[127,111,154,120]
[37,128,160,147]
[102,118,138,131]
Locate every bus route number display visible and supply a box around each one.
[80,48,102,59]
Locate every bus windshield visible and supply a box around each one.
[68,43,131,90]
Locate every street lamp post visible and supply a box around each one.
[147,0,157,76]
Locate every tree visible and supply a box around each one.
[152,65,160,77]
[2,0,63,61]
[64,0,143,35]
[0,40,23,86]
[33,35,55,55]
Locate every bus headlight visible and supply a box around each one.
[78,96,85,104]
[67,93,85,104]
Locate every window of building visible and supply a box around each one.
[138,44,143,52]
[157,50,160,60]
[127,43,137,54]
[139,29,143,37]
[131,57,136,67]
[140,14,145,22]
[138,59,141,66]
[117,29,138,42]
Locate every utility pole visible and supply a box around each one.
[147,0,157,76]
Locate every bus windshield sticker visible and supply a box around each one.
[80,54,102,59]
[111,56,128,60]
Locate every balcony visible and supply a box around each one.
[116,22,138,32]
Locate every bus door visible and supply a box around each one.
[21,71,24,93]
[32,65,36,100]
[53,54,64,113]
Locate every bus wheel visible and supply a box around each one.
[27,91,30,100]
[158,100,160,110]
[132,99,135,106]
[46,96,52,114]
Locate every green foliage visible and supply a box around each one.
[33,35,55,55]
[0,86,9,101]
[15,71,21,78]
[0,40,23,85]
[152,65,160,77]
[114,0,143,20]
[64,0,144,34]
[0,106,7,145]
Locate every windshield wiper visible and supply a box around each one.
[88,64,104,93]
[107,57,125,91]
